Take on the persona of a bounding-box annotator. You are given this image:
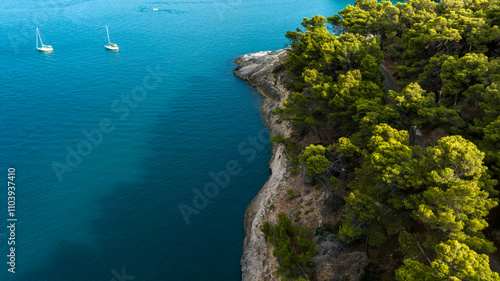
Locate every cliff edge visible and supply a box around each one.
[234,50,367,281]
[234,49,291,281]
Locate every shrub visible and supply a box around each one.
[264,213,318,280]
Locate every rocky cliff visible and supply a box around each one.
[234,49,291,281]
[234,50,368,281]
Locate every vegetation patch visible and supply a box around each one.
[270,0,500,278]
[261,213,318,280]
[286,189,297,200]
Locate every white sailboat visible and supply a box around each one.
[104,26,119,51]
[36,27,53,52]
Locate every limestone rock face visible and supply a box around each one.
[234,50,368,281]
[234,50,290,136]
[235,49,291,281]
[234,50,287,100]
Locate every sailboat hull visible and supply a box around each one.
[37,47,53,52]
[105,45,119,51]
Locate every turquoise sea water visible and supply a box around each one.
[0,0,351,280]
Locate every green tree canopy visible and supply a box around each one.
[396,239,500,281]
[301,144,330,182]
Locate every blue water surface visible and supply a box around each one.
[0,0,351,280]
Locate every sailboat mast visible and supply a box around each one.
[37,27,45,47]
[106,26,111,44]
[36,27,39,48]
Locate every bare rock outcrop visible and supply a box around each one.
[234,50,368,281]
[235,49,291,281]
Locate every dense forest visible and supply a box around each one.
[263,0,500,279]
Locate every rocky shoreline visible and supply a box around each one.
[234,49,291,281]
[234,50,368,281]
[234,51,500,281]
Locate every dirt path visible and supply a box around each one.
[379,64,399,93]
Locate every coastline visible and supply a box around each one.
[234,50,368,281]
[234,49,291,280]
